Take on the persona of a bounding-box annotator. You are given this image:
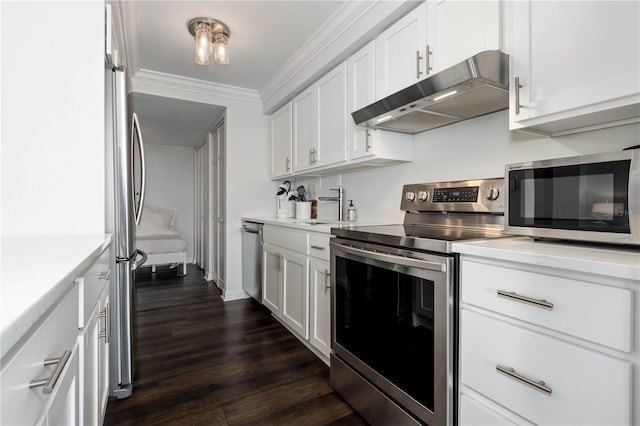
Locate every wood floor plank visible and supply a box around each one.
[105,264,364,425]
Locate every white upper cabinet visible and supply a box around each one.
[292,86,317,172]
[270,102,293,178]
[375,1,501,100]
[426,0,500,74]
[509,0,640,135]
[316,63,348,167]
[293,63,347,173]
[347,41,413,164]
[376,2,428,99]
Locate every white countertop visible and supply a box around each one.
[1,234,112,358]
[241,216,373,234]
[452,237,640,282]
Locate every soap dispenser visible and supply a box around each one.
[346,200,357,222]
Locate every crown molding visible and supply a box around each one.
[131,69,261,103]
[260,0,420,114]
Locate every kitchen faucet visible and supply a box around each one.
[318,188,344,221]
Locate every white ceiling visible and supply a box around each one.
[123,1,347,147]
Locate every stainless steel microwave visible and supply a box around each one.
[505,149,640,246]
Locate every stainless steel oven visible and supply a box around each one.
[330,178,507,426]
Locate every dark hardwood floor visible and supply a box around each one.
[104,264,365,426]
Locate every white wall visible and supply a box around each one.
[336,111,640,224]
[1,2,105,237]
[143,144,195,262]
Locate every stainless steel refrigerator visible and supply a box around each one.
[105,64,147,399]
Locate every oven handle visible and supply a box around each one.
[332,242,447,272]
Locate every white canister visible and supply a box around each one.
[296,201,312,220]
[276,195,290,217]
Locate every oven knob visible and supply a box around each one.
[417,190,429,201]
[405,191,416,201]
[486,187,500,201]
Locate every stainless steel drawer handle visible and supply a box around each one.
[497,290,553,309]
[324,269,331,293]
[515,76,523,115]
[29,350,72,394]
[98,301,111,343]
[496,364,552,395]
[310,245,326,251]
[97,270,112,280]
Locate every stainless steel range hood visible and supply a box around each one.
[352,50,509,134]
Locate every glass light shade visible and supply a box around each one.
[194,23,211,65]
[214,36,229,64]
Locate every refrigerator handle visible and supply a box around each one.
[132,249,148,270]
[132,112,146,226]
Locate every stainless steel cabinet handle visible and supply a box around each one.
[425,45,432,75]
[97,270,112,280]
[497,289,554,309]
[312,148,318,164]
[324,269,331,293]
[286,156,290,172]
[415,50,423,79]
[98,301,111,343]
[496,364,552,395]
[29,350,72,394]
[515,76,523,115]
[365,131,372,152]
[309,148,313,165]
[276,253,281,271]
[310,245,326,251]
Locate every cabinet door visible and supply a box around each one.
[510,1,640,131]
[309,258,331,358]
[316,62,348,167]
[292,87,317,172]
[270,102,293,178]
[97,289,110,423]
[426,0,500,74]
[376,1,427,99]
[348,41,376,160]
[281,249,309,339]
[78,303,99,426]
[262,243,282,316]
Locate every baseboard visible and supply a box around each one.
[221,289,249,301]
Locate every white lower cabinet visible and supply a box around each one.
[262,224,332,365]
[0,285,80,425]
[458,255,637,426]
[309,258,331,359]
[281,249,309,339]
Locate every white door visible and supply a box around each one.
[282,249,309,339]
[375,2,427,99]
[510,1,640,127]
[216,124,226,290]
[292,87,316,172]
[309,258,331,358]
[270,102,293,178]
[347,41,376,160]
[316,62,348,167]
[262,243,281,316]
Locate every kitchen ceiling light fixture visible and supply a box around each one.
[187,17,230,66]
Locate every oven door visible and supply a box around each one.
[330,238,454,426]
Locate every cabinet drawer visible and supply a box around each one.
[1,284,79,425]
[461,310,632,426]
[263,225,307,253]
[460,259,632,352]
[308,234,330,261]
[459,394,516,426]
[79,248,110,328]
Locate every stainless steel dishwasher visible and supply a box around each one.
[241,220,263,302]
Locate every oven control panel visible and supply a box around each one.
[401,178,505,213]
